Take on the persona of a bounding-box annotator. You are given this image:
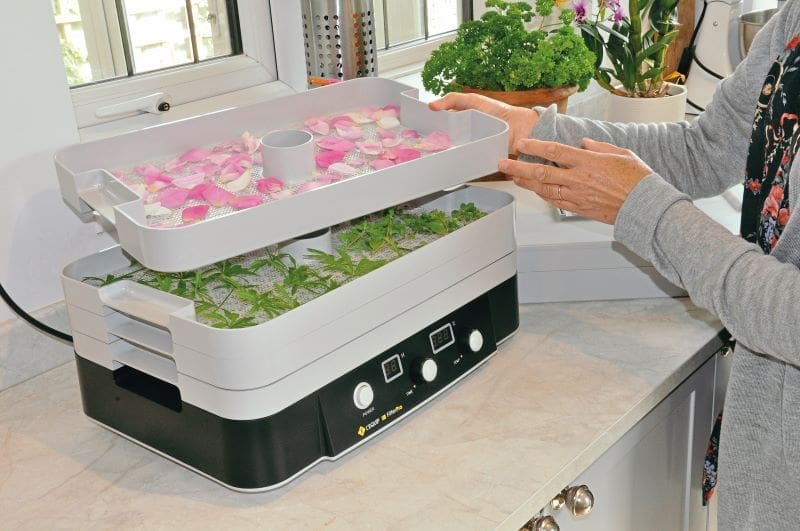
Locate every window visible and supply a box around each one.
[54,0,277,130]
[53,0,241,87]
[373,0,467,49]
[375,0,471,73]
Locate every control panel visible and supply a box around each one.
[319,291,497,453]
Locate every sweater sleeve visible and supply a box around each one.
[525,5,799,199]
[614,173,800,368]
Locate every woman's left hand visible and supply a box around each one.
[500,138,654,224]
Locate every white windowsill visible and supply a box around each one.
[78,80,296,142]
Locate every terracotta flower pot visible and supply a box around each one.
[461,85,578,113]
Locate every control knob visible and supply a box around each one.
[352,382,374,410]
[412,358,438,383]
[467,329,484,353]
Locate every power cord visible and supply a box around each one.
[0,281,73,343]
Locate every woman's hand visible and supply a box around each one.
[428,93,539,155]
[500,138,654,224]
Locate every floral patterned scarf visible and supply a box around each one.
[703,35,800,506]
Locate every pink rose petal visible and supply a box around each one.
[187,182,212,200]
[369,159,395,170]
[270,189,295,200]
[381,138,402,148]
[158,187,190,209]
[172,172,205,189]
[383,104,401,116]
[229,195,263,210]
[179,148,211,164]
[328,162,358,176]
[401,129,420,139]
[201,185,234,207]
[253,152,263,165]
[356,141,383,155]
[164,159,186,173]
[347,112,374,124]
[315,150,346,169]
[377,129,397,140]
[377,116,400,129]
[335,124,364,139]
[317,136,356,151]
[182,205,210,224]
[135,164,163,179]
[304,117,330,135]
[224,153,253,168]
[316,173,342,184]
[207,152,230,165]
[419,131,452,152]
[330,115,356,128]
[241,132,260,154]
[223,168,253,193]
[296,181,324,194]
[256,177,284,194]
[348,155,368,167]
[384,147,421,164]
[195,163,218,177]
[147,180,170,194]
[219,160,249,183]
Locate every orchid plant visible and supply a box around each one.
[573,0,680,98]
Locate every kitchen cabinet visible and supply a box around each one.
[525,342,733,531]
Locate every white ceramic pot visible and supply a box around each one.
[605,83,688,123]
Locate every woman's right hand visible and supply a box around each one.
[428,92,540,155]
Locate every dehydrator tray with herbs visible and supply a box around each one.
[61,186,517,419]
[55,78,508,272]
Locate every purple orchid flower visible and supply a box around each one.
[572,0,589,23]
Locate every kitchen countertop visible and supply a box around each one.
[0,296,723,530]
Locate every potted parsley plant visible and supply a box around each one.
[421,0,596,112]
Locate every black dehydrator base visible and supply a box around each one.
[75,275,519,491]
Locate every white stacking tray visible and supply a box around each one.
[61,187,517,421]
[55,78,508,272]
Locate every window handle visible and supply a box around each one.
[95,92,172,119]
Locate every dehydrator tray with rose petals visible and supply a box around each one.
[55,77,508,272]
[61,186,519,491]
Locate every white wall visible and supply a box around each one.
[0,3,113,323]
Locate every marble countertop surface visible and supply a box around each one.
[0,297,723,530]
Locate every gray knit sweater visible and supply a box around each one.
[528,5,800,529]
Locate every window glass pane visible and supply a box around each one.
[427,0,460,36]
[54,0,240,87]
[52,0,122,85]
[124,0,194,73]
[192,0,233,60]
[386,0,424,46]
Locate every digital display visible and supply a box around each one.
[382,354,403,383]
[429,323,455,353]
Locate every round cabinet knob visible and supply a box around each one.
[412,358,438,383]
[549,493,566,511]
[525,515,559,531]
[565,485,594,518]
[467,329,484,353]
[352,382,374,410]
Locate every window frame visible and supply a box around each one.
[374,0,473,76]
[69,0,278,129]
